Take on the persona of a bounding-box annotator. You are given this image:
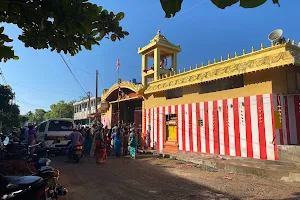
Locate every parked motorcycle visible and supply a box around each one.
[0,174,47,200]
[24,143,68,199]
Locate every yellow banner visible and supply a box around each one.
[274,111,282,129]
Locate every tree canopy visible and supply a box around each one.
[0,84,20,133]
[0,0,129,62]
[24,109,46,125]
[23,100,74,125]
[44,100,74,120]
[1,0,281,63]
[160,0,280,18]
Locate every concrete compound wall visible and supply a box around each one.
[274,94,300,145]
[144,93,278,160]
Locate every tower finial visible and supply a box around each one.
[157,30,161,35]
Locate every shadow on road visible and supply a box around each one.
[52,155,240,200]
[264,192,300,200]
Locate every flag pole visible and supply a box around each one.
[117,60,120,127]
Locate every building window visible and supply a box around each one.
[167,88,183,99]
[200,75,244,94]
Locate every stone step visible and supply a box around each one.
[278,145,300,163]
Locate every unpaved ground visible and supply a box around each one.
[50,155,300,200]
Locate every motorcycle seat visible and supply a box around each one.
[37,158,51,166]
[38,166,54,172]
[1,176,42,193]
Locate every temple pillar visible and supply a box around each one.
[154,48,161,81]
[142,55,148,86]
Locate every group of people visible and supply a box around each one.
[73,121,139,164]
[18,121,139,163]
[19,125,37,154]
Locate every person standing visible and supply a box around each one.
[28,125,37,155]
[129,128,137,159]
[80,127,87,150]
[114,129,122,158]
[95,127,107,164]
[122,127,129,156]
[90,123,98,157]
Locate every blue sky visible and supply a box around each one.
[1,0,299,114]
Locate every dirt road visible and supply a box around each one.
[52,155,300,200]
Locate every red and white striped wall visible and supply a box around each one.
[273,94,300,145]
[144,94,280,160]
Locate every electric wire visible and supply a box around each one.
[58,52,88,96]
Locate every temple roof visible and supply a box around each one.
[144,41,300,94]
[138,30,181,54]
[101,81,144,102]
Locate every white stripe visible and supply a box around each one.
[171,105,175,114]
[200,102,206,153]
[288,96,297,144]
[280,96,288,144]
[263,94,275,160]
[273,94,281,145]
[150,108,153,148]
[208,101,214,154]
[238,97,247,158]
[227,98,236,156]
[184,104,190,151]
[250,96,260,159]
[165,106,169,115]
[159,107,163,152]
[192,103,197,152]
[146,109,149,146]
[218,100,225,155]
[154,108,158,150]
[178,105,183,150]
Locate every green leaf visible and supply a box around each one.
[116,12,125,20]
[211,0,239,9]
[272,0,280,6]
[123,31,129,36]
[0,27,4,33]
[111,34,116,41]
[13,56,19,60]
[160,0,183,18]
[240,0,267,8]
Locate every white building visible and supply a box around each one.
[73,97,109,127]
[73,97,100,126]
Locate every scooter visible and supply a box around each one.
[0,174,47,200]
[65,139,83,163]
[25,143,68,199]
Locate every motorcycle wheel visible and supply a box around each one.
[74,155,80,163]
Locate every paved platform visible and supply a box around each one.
[138,149,300,183]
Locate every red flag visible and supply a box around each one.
[116,58,120,69]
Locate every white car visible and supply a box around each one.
[36,118,76,151]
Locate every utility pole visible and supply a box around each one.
[87,91,91,126]
[95,70,99,121]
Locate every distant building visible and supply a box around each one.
[73,97,100,126]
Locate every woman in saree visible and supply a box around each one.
[84,128,93,155]
[114,129,122,158]
[95,127,107,164]
[129,128,137,159]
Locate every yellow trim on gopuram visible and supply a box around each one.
[144,43,300,94]
[101,81,144,102]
